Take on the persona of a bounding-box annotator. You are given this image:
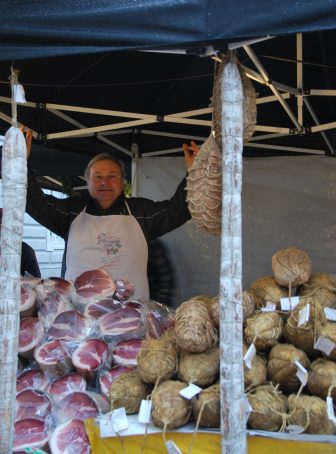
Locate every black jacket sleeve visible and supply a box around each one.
[21,242,41,278]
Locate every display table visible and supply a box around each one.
[85,417,336,453]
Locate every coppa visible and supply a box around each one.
[25,144,195,301]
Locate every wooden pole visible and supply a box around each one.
[219,57,246,453]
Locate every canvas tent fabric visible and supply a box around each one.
[1,0,336,61]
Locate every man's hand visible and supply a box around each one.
[20,126,33,158]
[182,140,200,169]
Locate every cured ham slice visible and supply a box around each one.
[15,389,52,422]
[98,366,135,398]
[112,338,144,367]
[47,310,90,341]
[99,306,144,340]
[114,278,135,302]
[73,269,116,313]
[55,391,109,424]
[48,373,87,405]
[84,296,121,319]
[20,284,37,319]
[18,317,44,359]
[36,277,74,301]
[49,419,90,454]
[13,418,50,452]
[34,339,73,379]
[16,368,49,393]
[38,290,73,331]
[71,339,109,382]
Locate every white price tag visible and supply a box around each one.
[243,343,256,369]
[111,407,128,432]
[286,424,305,434]
[324,307,336,322]
[138,400,152,424]
[14,84,27,103]
[314,336,336,356]
[326,397,336,423]
[280,296,300,311]
[261,302,276,312]
[165,440,183,454]
[100,418,116,438]
[295,360,308,386]
[298,303,310,327]
[179,383,202,399]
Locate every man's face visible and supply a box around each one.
[87,159,124,209]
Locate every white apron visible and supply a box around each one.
[65,202,149,302]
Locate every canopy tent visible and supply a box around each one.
[0,0,336,190]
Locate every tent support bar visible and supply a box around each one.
[310,89,336,96]
[142,147,182,157]
[303,98,335,156]
[254,125,291,134]
[141,129,207,141]
[246,142,324,154]
[256,93,291,104]
[50,109,132,156]
[310,121,336,134]
[244,45,302,131]
[171,107,211,118]
[296,33,303,126]
[249,133,288,142]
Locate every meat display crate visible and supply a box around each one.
[84,415,336,454]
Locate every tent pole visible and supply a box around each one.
[296,33,303,126]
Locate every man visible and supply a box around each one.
[25,130,199,301]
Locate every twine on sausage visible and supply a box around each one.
[139,375,162,454]
[187,395,219,454]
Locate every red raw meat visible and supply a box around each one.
[114,278,135,302]
[49,419,90,454]
[123,299,144,310]
[48,373,87,405]
[18,317,44,359]
[55,391,109,424]
[47,310,90,341]
[84,296,121,319]
[20,284,37,319]
[112,338,144,367]
[71,339,109,382]
[99,306,144,340]
[16,368,49,393]
[98,366,135,397]
[15,389,52,422]
[34,339,73,379]
[13,418,50,452]
[74,269,116,303]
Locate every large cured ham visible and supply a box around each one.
[13,418,50,452]
[46,310,91,341]
[49,419,90,454]
[16,368,49,393]
[98,366,135,398]
[71,338,109,382]
[99,306,144,340]
[84,296,121,319]
[55,391,110,424]
[73,269,116,313]
[112,338,144,367]
[20,284,38,319]
[18,317,44,359]
[34,339,73,379]
[48,373,87,405]
[15,389,52,422]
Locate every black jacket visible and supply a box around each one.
[26,168,191,275]
[21,241,41,278]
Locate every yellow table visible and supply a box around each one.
[85,419,336,454]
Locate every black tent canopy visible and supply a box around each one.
[0,0,336,189]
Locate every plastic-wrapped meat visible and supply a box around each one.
[123,299,145,310]
[13,418,50,452]
[55,391,110,424]
[112,338,144,367]
[49,419,90,454]
[34,339,73,379]
[18,317,44,359]
[48,373,87,405]
[15,389,52,422]
[146,302,175,339]
[36,277,74,301]
[71,338,109,383]
[38,290,73,331]
[84,295,121,319]
[16,368,49,393]
[99,306,144,341]
[114,278,135,302]
[98,366,135,398]
[46,310,91,341]
[73,269,116,313]
[20,284,38,319]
